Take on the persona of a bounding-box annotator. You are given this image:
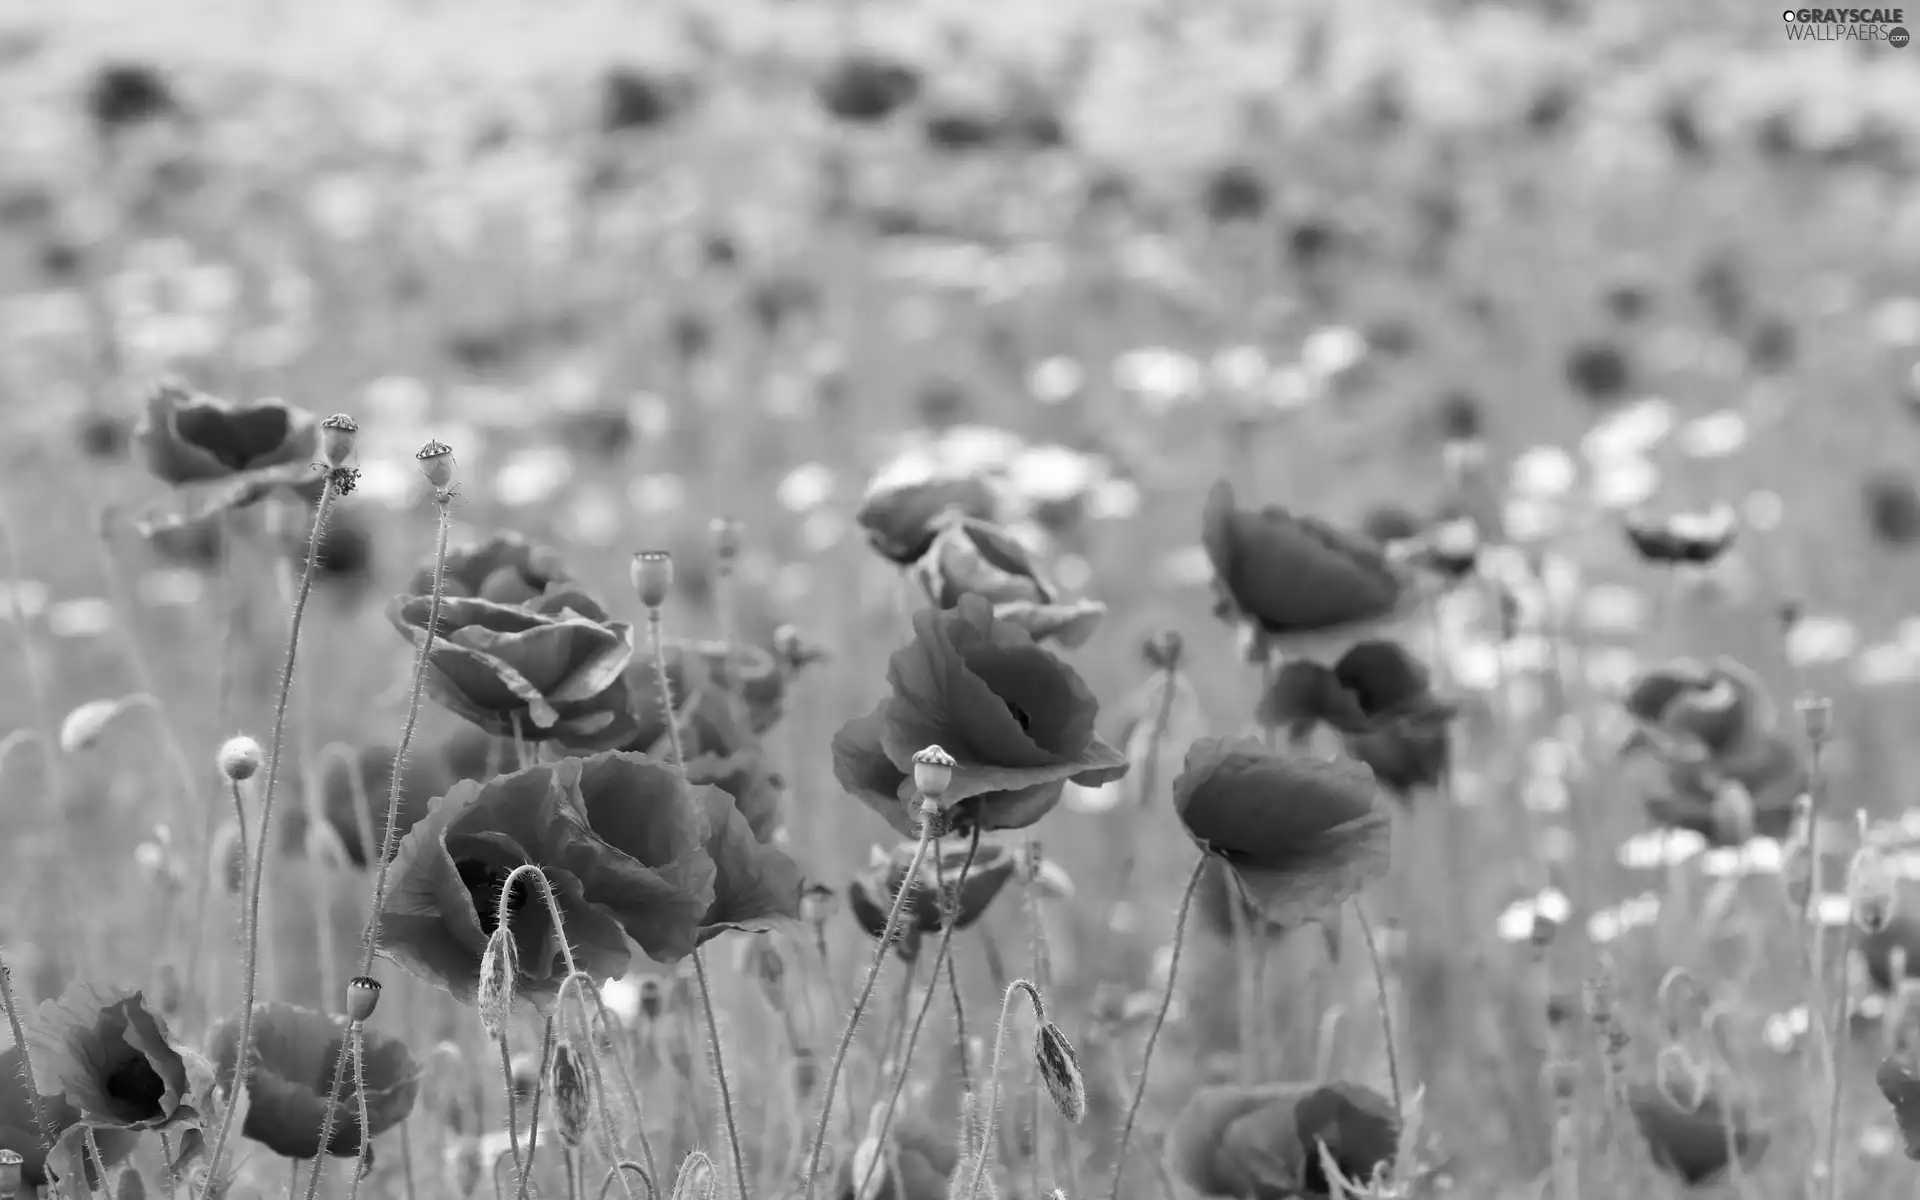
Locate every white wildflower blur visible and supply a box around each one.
[1112,347,1202,411]
[1587,892,1661,943]
[1299,326,1366,381]
[1591,456,1659,509]
[1678,411,1750,458]
[1494,888,1570,942]
[1786,616,1859,667]
[1763,1005,1810,1053]
[1617,828,1707,870]
[494,446,573,508]
[1581,398,1673,461]
[1511,446,1577,498]
[1029,357,1084,404]
[1743,490,1786,531]
[48,598,114,639]
[1698,838,1784,877]
[777,463,836,514]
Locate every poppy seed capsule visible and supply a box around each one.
[218,735,262,782]
[912,745,957,801]
[319,413,358,469]
[631,550,673,609]
[1795,695,1834,745]
[1033,1021,1086,1123]
[709,517,742,564]
[1542,1059,1580,1102]
[1142,630,1183,671]
[345,976,381,1023]
[415,440,455,490]
[0,1149,22,1198]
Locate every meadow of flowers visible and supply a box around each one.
[5,1,1920,1198]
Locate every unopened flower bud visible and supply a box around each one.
[218,735,262,782]
[1142,630,1184,671]
[913,745,956,802]
[60,698,124,754]
[346,976,382,1024]
[477,929,517,1039]
[320,414,358,469]
[637,976,665,1022]
[1655,1043,1706,1112]
[1782,839,1814,909]
[1033,1021,1086,1123]
[117,1162,147,1200]
[416,440,455,490]
[1582,971,1617,1027]
[1848,842,1899,935]
[0,1149,23,1199]
[549,1042,591,1149]
[631,551,673,609]
[791,1046,819,1097]
[211,821,246,897]
[709,517,742,565]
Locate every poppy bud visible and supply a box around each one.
[912,745,956,802]
[60,698,125,753]
[416,440,455,491]
[320,413,359,469]
[477,928,517,1040]
[217,735,262,782]
[0,1149,22,1199]
[1033,1020,1086,1124]
[549,1042,591,1149]
[1544,991,1574,1027]
[1848,841,1898,935]
[1796,695,1834,746]
[346,976,382,1024]
[1583,971,1617,1026]
[1142,630,1184,671]
[709,517,742,564]
[740,940,785,1008]
[637,976,665,1021]
[631,550,673,609]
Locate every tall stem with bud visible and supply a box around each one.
[1109,856,1207,1200]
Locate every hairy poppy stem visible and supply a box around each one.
[855,830,982,1200]
[556,975,640,1200]
[202,474,338,1200]
[228,779,251,931]
[1821,922,1854,1200]
[1107,855,1205,1200]
[692,951,749,1200]
[0,951,55,1159]
[646,608,687,773]
[516,1017,557,1200]
[966,980,1045,1200]
[803,797,942,1200]
[344,1024,372,1200]
[1352,897,1404,1122]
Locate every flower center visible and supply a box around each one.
[1004,700,1033,733]
[458,860,529,935]
[105,1054,167,1114]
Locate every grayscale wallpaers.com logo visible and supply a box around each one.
[1782,7,1910,43]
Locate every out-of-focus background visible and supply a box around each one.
[5,0,1920,1196]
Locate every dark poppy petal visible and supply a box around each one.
[1332,641,1431,717]
[857,474,1001,564]
[209,1004,420,1160]
[911,515,1050,610]
[1259,661,1370,736]
[564,754,716,962]
[832,706,917,835]
[695,786,805,941]
[1877,1056,1920,1159]
[30,984,203,1132]
[450,623,582,693]
[687,750,785,843]
[1164,1083,1309,1199]
[1628,1082,1767,1185]
[1204,481,1407,636]
[1294,1082,1399,1195]
[948,780,1069,835]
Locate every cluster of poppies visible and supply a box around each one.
[0,984,416,1190]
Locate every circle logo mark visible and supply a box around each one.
[1782,7,1797,17]
[1892,25,1912,46]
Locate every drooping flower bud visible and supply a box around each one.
[217,735,262,782]
[477,928,517,1039]
[320,414,359,469]
[912,745,956,802]
[1033,1020,1086,1123]
[637,976,665,1022]
[549,1042,591,1149]
[416,440,455,491]
[631,550,673,609]
[346,976,382,1024]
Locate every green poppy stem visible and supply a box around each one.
[515,1017,557,1200]
[344,1023,372,1200]
[203,472,338,1200]
[0,949,54,1160]
[647,607,687,773]
[803,797,942,1200]
[692,951,749,1200]
[1107,855,1206,1200]
[966,980,1045,1200]
[1352,897,1404,1123]
[1820,921,1854,1200]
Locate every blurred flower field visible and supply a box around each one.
[4,0,1920,1197]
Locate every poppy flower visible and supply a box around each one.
[816,53,922,124]
[623,640,789,757]
[1627,1081,1768,1185]
[1623,658,1804,842]
[685,749,785,843]
[600,65,688,134]
[1172,737,1390,930]
[378,755,713,1005]
[909,511,1105,649]
[205,1003,420,1159]
[1876,1055,1920,1159]
[0,1045,137,1189]
[1564,340,1633,407]
[1623,506,1738,567]
[279,743,457,867]
[1164,1081,1398,1199]
[1863,470,1920,547]
[86,62,177,130]
[135,382,318,487]
[847,839,1019,957]
[1200,162,1268,223]
[1261,641,1455,799]
[387,587,639,751]
[419,533,572,606]
[834,1110,956,1200]
[1201,481,1422,661]
[30,983,212,1137]
[857,473,1002,565]
[688,781,806,943]
[1624,658,1777,760]
[830,595,1128,836]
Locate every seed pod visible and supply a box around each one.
[630,550,673,609]
[217,735,262,782]
[1033,1021,1086,1123]
[320,413,359,469]
[912,745,956,802]
[1795,695,1834,745]
[416,440,455,490]
[637,976,666,1021]
[549,1042,590,1149]
[790,1046,818,1097]
[346,976,382,1024]
[0,1149,22,1200]
[477,928,517,1039]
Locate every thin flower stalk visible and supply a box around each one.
[1353,897,1405,1122]
[691,952,748,1200]
[966,980,1046,1200]
[201,472,340,1199]
[555,975,639,1200]
[0,952,54,1159]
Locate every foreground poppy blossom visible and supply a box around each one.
[420,533,572,605]
[135,381,318,486]
[1172,737,1390,930]
[909,511,1105,648]
[685,749,785,843]
[206,1003,419,1159]
[1622,505,1738,566]
[1164,1081,1399,1199]
[0,1045,137,1188]
[388,587,638,751]
[1261,641,1455,798]
[623,640,789,757]
[30,983,212,1137]
[1201,481,1421,661]
[1627,1080,1768,1185]
[830,595,1127,835]
[846,839,1019,956]
[856,473,1001,565]
[1862,886,1920,990]
[379,756,713,1005]
[688,781,806,943]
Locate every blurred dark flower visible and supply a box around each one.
[1863,470,1920,547]
[143,513,224,571]
[290,508,374,592]
[1623,505,1737,566]
[914,378,972,428]
[1627,1081,1767,1185]
[135,382,318,487]
[667,309,714,362]
[816,53,921,123]
[1437,389,1484,442]
[1362,315,1420,358]
[1564,340,1633,407]
[39,238,84,282]
[1200,162,1268,223]
[833,1110,955,1200]
[1755,109,1800,159]
[1172,736,1389,930]
[622,639,789,758]
[77,412,129,461]
[1523,80,1578,135]
[1285,216,1340,269]
[1862,887,1920,990]
[1623,657,1775,759]
[86,62,176,130]
[600,65,687,134]
[280,743,456,867]
[1659,94,1711,161]
[857,473,1001,564]
[1694,252,1748,331]
[379,755,713,1003]
[1623,657,1803,843]
[1261,641,1455,799]
[1360,504,1422,546]
[685,749,785,843]
[846,838,1019,957]
[206,1003,418,1159]
[0,1044,136,1189]
[387,587,639,751]
[747,273,821,338]
[1164,1080,1399,1199]
[832,595,1126,836]
[421,533,572,605]
[1603,279,1655,323]
[922,103,999,152]
[1201,480,1420,660]
[910,511,1104,648]
[1878,1055,1920,1159]
[557,407,636,463]
[1747,315,1796,374]
[31,983,211,1136]
[685,776,805,943]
